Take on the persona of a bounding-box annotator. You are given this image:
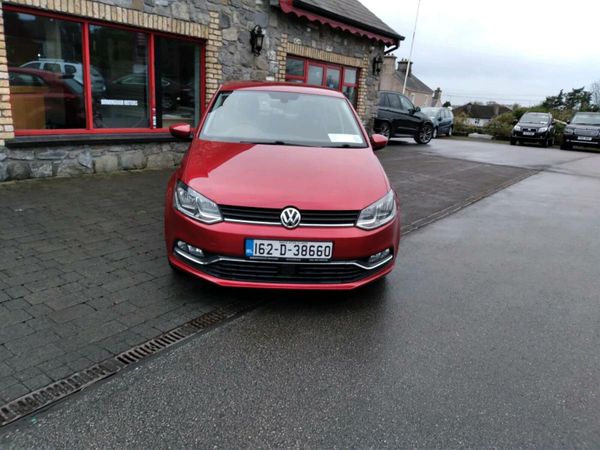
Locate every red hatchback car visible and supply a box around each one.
[164,82,400,290]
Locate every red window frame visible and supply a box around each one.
[5,5,206,137]
[285,56,359,104]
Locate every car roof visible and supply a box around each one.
[220,81,345,98]
[9,66,64,81]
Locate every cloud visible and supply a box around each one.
[361,0,600,105]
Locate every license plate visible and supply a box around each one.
[578,136,593,141]
[245,239,333,261]
[523,132,535,136]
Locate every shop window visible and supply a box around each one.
[90,25,149,128]
[155,36,202,128]
[285,56,359,105]
[5,11,86,130]
[342,68,357,105]
[3,6,205,136]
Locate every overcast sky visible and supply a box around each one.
[361,0,600,106]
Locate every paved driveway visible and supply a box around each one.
[0,141,532,407]
[3,139,600,448]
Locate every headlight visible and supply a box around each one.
[174,180,222,224]
[513,125,522,131]
[538,127,548,133]
[356,190,397,230]
[564,128,574,135]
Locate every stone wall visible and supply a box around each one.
[0,0,389,181]
[0,142,188,181]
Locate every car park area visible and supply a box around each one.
[3,138,600,447]
[0,139,533,408]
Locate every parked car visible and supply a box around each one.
[561,112,600,150]
[421,106,454,138]
[21,59,105,94]
[511,112,556,147]
[375,91,434,144]
[8,67,86,129]
[165,82,400,290]
[106,73,185,111]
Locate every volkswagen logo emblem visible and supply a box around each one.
[280,207,301,229]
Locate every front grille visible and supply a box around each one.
[576,129,599,137]
[219,205,359,226]
[184,258,385,284]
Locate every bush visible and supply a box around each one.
[484,112,514,140]
[453,113,478,136]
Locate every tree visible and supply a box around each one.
[541,89,564,110]
[442,101,451,108]
[564,87,592,110]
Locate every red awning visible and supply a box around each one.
[278,0,398,47]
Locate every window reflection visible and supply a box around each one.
[5,11,86,130]
[90,25,149,128]
[155,36,201,127]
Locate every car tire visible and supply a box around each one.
[447,126,453,137]
[378,122,391,139]
[162,95,176,111]
[414,123,433,144]
[510,138,516,145]
[542,138,550,148]
[560,141,572,150]
[433,127,438,139]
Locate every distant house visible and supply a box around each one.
[453,103,512,128]
[379,55,442,107]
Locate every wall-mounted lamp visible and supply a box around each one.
[250,25,265,56]
[372,55,383,75]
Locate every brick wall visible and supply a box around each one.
[0,0,389,181]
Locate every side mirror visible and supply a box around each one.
[567,120,571,124]
[370,134,388,151]
[414,106,421,113]
[169,123,193,140]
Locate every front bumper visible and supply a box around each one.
[165,205,400,290]
[563,135,600,147]
[512,131,548,142]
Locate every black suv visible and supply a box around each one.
[561,112,600,150]
[375,91,434,144]
[511,112,556,147]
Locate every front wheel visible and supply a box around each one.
[447,126,453,137]
[560,141,572,150]
[433,127,438,139]
[542,138,550,148]
[414,123,433,144]
[378,122,391,139]
[510,138,517,146]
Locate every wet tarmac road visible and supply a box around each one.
[3,139,600,448]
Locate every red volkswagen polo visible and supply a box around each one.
[164,82,400,290]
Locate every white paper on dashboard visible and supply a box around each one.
[328,134,362,143]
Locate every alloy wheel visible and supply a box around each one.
[379,122,391,139]
[417,124,433,144]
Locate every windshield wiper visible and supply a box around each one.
[239,140,315,147]
[326,143,365,148]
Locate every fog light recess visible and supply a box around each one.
[176,240,205,258]
[367,248,391,265]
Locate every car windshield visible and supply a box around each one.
[421,107,440,118]
[571,113,600,126]
[520,113,550,124]
[200,90,366,148]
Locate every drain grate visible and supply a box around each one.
[0,299,261,428]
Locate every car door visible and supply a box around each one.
[398,94,422,134]
[385,93,407,135]
[440,109,450,133]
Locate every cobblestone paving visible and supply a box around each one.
[0,147,534,405]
